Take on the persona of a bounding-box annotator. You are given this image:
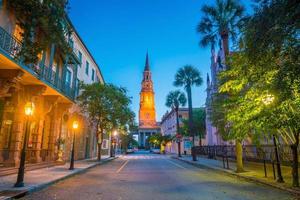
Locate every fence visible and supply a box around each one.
[193,145,300,166]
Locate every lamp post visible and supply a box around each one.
[113,130,118,156]
[69,120,78,170]
[15,102,35,187]
[262,94,284,183]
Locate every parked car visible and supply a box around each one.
[150,148,160,154]
[126,148,134,154]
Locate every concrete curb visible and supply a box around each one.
[171,156,300,196]
[2,157,118,200]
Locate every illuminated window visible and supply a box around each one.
[13,25,23,41]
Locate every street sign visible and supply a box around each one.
[184,141,192,150]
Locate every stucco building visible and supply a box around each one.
[0,1,108,168]
[161,108,206,154]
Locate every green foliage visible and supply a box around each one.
[120,133,138,151]
[210,0,300,144]
[148,133,173,147]
[197,0,245,47]
[165,90,187,109]
[7,0,71,64]
[174,65,203,89]
[180,108,206,138]
[174,65,203,141]
[77,83,135,140]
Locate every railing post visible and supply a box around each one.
[39,50,46,77]
[48,44,55,80]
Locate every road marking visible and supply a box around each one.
[166,159,186,169]
[116,160,129,173]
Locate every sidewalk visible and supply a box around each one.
[172,155,300,196]
[0,156,117,200]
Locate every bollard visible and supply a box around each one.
[222,155,225,168]
[226,155,229,169]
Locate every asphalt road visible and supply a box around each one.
[22,153,296,200]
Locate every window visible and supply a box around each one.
[91,69,95,81]
[78,51,82,66]
[85,61,89,75]
[75,78,80,97]
[69,39,74,49]
[66,70,72,86]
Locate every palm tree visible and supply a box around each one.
[197,0,245,56]
[165,90,187,157]
[197,0,245,172]
[174,65,203,161]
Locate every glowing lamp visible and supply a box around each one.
[72,121,79,130]
[24,102,35,116]
[113,130,118,136]
[262,94,275,105]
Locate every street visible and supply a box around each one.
[22,152,295,200]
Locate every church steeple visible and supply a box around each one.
[144,52,150,71]
[139,53,157,128]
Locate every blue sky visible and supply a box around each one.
[69,0,250,122]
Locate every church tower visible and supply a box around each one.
[139,53,157,128]
[137,53,160,148]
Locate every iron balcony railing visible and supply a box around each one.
[0,26,76,101]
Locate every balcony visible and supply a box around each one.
[0,26,76,101]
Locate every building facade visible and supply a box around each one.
[138,53,160,148]
[161,108,206,154]
[205,43,228,145]
[0,1,106,168]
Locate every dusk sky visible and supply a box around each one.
[68,0,250,122]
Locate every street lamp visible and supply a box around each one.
[113,130,118,137]
[15,102,35,187]
[262,94,284,183]
[69,120,79,170]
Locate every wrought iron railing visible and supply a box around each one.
[194,145,300,165]
[0,26,21,58]
[0,26,76,101]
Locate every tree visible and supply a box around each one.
[7,0,71,64]
[180,108,206,146]
[197,0,245,56]
[241,0,300,186]
[210,0,300,181]
[77,83,134,161]
[119,133,137,153]
[174,66,203,148]
[148,134,173,153]
[198,0,246,171]
[165,90,187,157]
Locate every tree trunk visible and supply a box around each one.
[236,140,244,173]
[97,143,102,161]
[186,84,194,146]
[291,133,299,187]
[221,31,229,57]
[175,106,181,157]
